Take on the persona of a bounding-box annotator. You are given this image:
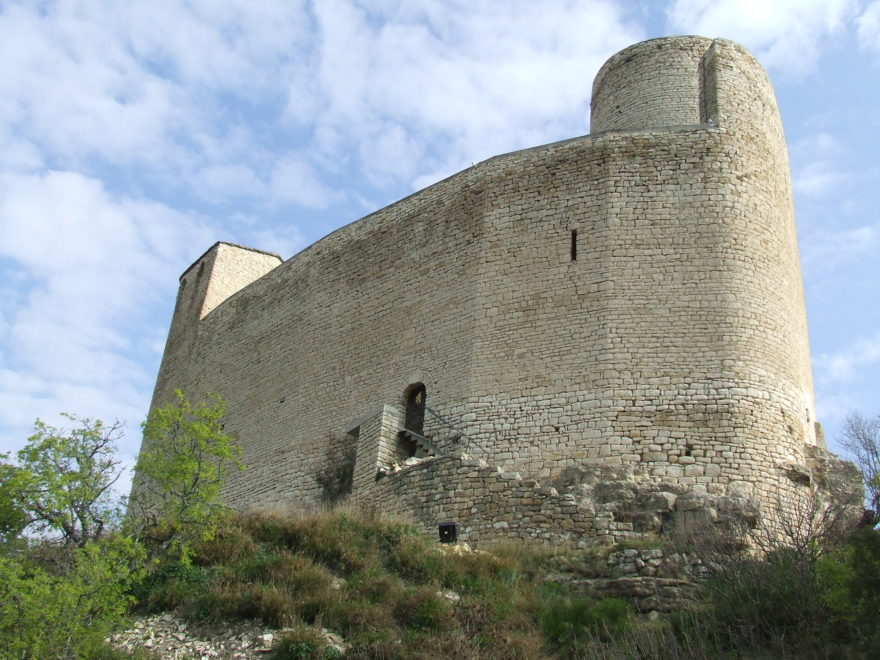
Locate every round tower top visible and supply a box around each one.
[590,36,768,134]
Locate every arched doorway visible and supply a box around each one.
[404,383,426,436]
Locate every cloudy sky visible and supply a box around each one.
[1,0,878,491]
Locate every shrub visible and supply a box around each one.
[135,559,213,612]
[395,586,453,631]
[269,625,341,659]
[0,536,145,659]
[2,415,126,547]
[133,390,243,563]
[540,596,632,653]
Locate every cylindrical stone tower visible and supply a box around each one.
[585,36,818,513]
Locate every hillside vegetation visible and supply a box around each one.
[129,507,880,659]
[3,397,880,658]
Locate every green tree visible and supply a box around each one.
[0,534,145,659]
[2,415,125,547]
[0,458,29,545]
[133,389,242,560]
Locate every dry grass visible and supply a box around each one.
[134,507,880,659]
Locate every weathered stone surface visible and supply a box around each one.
[549,545,707,613]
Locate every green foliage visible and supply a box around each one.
[134,389,243,561]
[540,596,631,654]
[2,415,125,546]
[135,510,553,658]
[395,586,453,631]
[127,507,880,659]
[816,528,880,656]
[269,625,342,659]
[693,526,880,657]
[0,535,145,659]
[0,457,29,545]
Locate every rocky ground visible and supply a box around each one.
[109,613,346,659]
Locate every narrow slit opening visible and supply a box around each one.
[570,229,578,261]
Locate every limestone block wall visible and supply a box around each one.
[591,35,708,131]
[146,163,492,510]
[137,36,839,541]
[451,36,817,523]
[152,242,282,410]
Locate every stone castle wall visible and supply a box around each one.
[138,37,849,545]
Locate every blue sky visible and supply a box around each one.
[1,0,878,493]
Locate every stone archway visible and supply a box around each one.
[404,383,426,436]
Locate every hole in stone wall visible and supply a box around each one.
[570,229,578,261]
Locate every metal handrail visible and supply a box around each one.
[424,405,490,457]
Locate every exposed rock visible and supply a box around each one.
[109,614,348,659]
[553,575,697,613]
[438,589,462,603]
[109,614,273,659]
[805,445,864,508]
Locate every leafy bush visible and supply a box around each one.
[0,536,145,659]
[269,625,342,659]
[133,390,243,562]
[395,586,453,631]
[133,509,561,658]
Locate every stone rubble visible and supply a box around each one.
[109,614,347,659]
[109,614,271,659]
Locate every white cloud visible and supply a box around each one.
[283,0,643,189]
[858,1,880,54]
[814,392,860,425]
[125,0,311,91]
[0,2,183,167]
[242,227,307,261]
[0,1,318,205]
[0,170,211,462]
[792,132,844,159]
[270,155,342,208]
[793,161,849,196]
[667,0,860,75]
[196,164,267,202]
[815,332,880,383]
[801,225,876,274]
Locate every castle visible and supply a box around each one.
[139,36,860,545]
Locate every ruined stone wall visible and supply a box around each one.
[139,36,828,540]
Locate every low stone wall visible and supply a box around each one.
[356,451,763,547]
[547,547,711,613]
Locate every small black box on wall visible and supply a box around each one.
[438,522,457,544]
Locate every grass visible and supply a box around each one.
[135,508,565,657]
[131,508,880,659]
